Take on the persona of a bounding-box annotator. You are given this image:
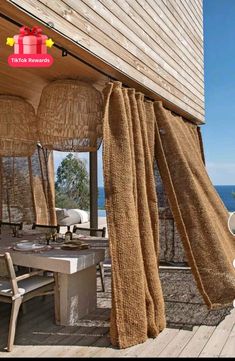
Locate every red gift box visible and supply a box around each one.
[13,26,48,55]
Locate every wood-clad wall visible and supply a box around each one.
[7,0,204,123]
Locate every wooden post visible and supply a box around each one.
[89,152,98,234]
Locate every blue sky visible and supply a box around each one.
[203,0,235,185]
[55,0,235,186]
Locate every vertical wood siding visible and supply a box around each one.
[8,0,204,123]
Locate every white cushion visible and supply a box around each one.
[73,209,89,223]
[56,208,89,226]
[55,208,70,223]
[0,276,54,297]
[56,209,81,226]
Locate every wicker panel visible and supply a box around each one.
[1,156,34,223]
[0,146,56,225]
[0,95,37,157]
[155,162,187,264]
[37,79,103,152]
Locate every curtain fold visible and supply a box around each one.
[154,101,235,308]
[0,146,56,225]
[103,82,165,348]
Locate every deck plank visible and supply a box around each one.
[178,325,216,357]
[220,323,235,357]
[137,328,181,357]
[199,309,235,357]
[0,270,234,358]
[158,326,199,357]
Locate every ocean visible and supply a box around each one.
[98,185,235,215]
[214,185,235,212]
[98,187,106,217]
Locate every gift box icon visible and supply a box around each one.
[7,26,54,55]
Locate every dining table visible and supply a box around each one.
[0,233,106,326]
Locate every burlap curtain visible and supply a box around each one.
[154,101,235,308]
[103,82,165,348]
[0,145,56,225]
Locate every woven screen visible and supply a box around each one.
[154,101,235,308]
[37,79,103,152]
[0,146,56,225]
[0,95,38,157]
[103,82,165,348]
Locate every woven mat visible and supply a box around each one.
[98,268,233,332]
[160,269,233,329]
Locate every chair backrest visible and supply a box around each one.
[73,226,106,238]
[0,253,18,296]
[0,221,23,237]
[32,223,60,234]
[73,226,109,259]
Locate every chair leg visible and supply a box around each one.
[99,262,105,292]
[7,297,22,352]
[21,302,27,315]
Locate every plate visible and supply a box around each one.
[64,239,82,245]
[61,243,90,250]
[15,240,34,249]
[78,236,107,241]
[61,244,81,250]
[13,244,47,251]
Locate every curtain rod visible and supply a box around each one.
[0,11,156,102]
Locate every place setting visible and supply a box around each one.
[60,238,91,251]
[8,234,92,253]
[11,240,52,253]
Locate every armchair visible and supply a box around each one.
[0,252,54,351]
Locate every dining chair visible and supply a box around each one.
[32,223,60,233]
[0,252,55,352]
[0,221,25,274]
[73,226,107,292]
[31,223,60,243]
[72,226,106,238]
[0,221,23,237]
[31,223,61,277]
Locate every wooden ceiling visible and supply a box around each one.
[0,1,203,124]
[0,15,108,110]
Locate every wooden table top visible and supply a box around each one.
[0,234,105,274]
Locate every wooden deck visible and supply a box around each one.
[0,268,234,357]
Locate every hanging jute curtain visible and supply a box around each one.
[103,82,165,349]
[0,146,56,225]
[0,95,38,157]
[37,79,103,152]
[154,101,235,308]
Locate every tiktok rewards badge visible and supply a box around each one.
[6,26,54,67]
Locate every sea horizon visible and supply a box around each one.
[98,185,235,213]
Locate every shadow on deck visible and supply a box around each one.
[0,268,233,357]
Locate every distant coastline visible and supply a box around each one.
[98,186,105,210]
[214,185,235,212]
[98,187,106,217]
[98,185,235,213]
